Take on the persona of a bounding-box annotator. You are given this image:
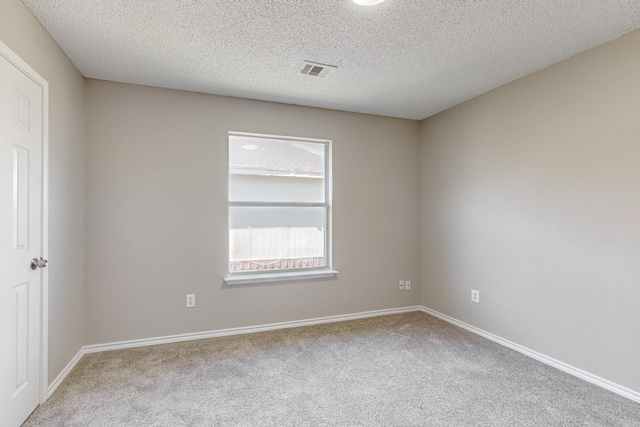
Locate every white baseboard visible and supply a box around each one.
[47,347,85,398]
[49,306,421,399]
[46,304,639,406]
[83,306,424,354]
[419,306,640,404]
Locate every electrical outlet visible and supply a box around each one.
[471,289,480,304]
[399,280,405,291]
[405,281,411,291]
[186,293,196,308]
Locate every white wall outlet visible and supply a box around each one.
[186,293,196,308]
[471,289,480,304]
[399,280,405,291]
[405,281,411,291]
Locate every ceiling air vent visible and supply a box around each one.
[299,61,337,78]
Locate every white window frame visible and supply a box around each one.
[224,131,338,285]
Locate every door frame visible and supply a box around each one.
[0,39,49,404]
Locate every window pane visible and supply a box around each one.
[229,206,326,272]
[229,135,325,203]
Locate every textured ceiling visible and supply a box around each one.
[21,0,640,120]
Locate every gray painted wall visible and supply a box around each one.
[84,80,421,345]
[0,0,86,384]
[4,0,639,397]
[420,29,640,392]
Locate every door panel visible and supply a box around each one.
[13,145,30,251]
[0,50,43,427]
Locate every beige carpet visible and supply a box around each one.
[24,312,640,426]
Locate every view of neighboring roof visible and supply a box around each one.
[229,135,324,175]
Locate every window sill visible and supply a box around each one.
[224,269,339,285]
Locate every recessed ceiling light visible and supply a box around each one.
[242,144,258,150]
[353,0,385,5]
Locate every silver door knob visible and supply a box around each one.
[31,257,48,270]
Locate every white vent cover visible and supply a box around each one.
[299,61,337,78]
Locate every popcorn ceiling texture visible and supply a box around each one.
[21,0,640,119]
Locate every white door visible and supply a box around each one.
[0,46,45,427]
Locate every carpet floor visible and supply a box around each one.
[24,312,640,426]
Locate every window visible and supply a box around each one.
[224,132,337,284]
